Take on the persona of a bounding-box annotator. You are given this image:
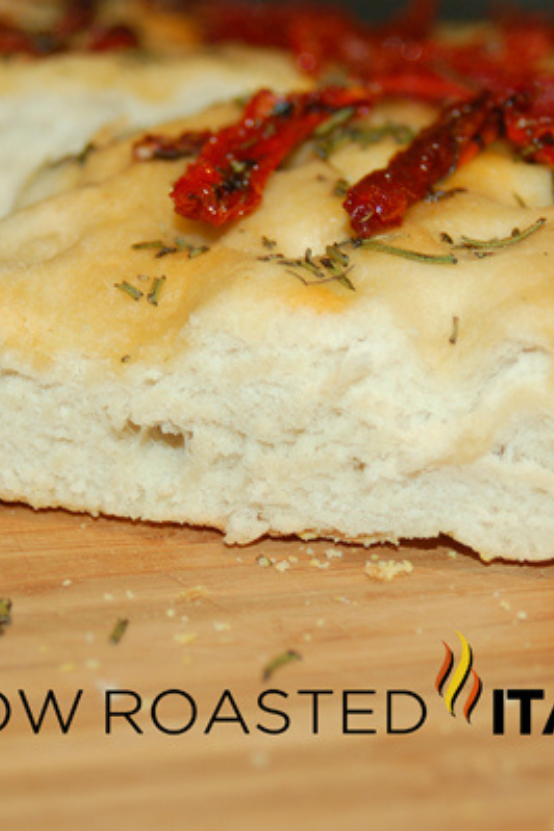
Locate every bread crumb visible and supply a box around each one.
[166,608,176,619]
[365,559,414,581]
[85,659,100,671]
[325,547,343,560]
[447,550,457,559]
[126,590,135,600]
[275,560,291,573]
[59,663,76,673]
[310,558,330,570]
[257,555,271,568]
[288,555,298,563]
[103,593,114,602]
[213,621,231,632]
[174,632,197,645]
[180,585,209,602]
[303,633,313,642]
[516,611,528,620]
[61,579,72,587]
[500,599,511,612]
[334,595,351,605]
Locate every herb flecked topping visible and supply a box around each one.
[132,238,210,260]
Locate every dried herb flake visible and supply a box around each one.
[262,649,302,682]
[147,275,166,306]
[114,281,143,301]
[109,618,129,645]
[449,315,460,345]
[352,238,458,265]
[458,217,546,251]
[0,598,12,634]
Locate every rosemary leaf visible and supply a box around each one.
[333,178,350,198]
[449,315,460,345]
[314,106,356,138]
[175,238,210,258]
[132,240,166,251]
[0,598,12,632]
[326,244,349,268]
[355,238,458,265]
[109,618,129,645]
[262,649,302,682]
[459,217,546,250]
[114,281,143,301]
[147,275,166,306]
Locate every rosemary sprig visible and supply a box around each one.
[458,217,546,251]
[348,238,458,265]
[267,245,356,290]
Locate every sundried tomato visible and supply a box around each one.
[171,86,375,225]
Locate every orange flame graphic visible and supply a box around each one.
[435,632,482,723]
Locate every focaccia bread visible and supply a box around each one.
[0,44,307,218]
[1,91,554,563]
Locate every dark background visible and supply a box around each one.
[277,0,554,20]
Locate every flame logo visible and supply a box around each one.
[435,632,482,723]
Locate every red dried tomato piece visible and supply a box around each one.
[492,5,554,66]
[503,80,554,165]
[0,18,42,55]
[171,86,375,226]
[0,0,139,56]
[373,66,474,104]
[199,0,437,79]
[85,24,139,52]
[55,0,96,40]
[344,93,501,238]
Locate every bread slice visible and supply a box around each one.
[1,97,554,562]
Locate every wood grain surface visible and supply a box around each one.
[1,502,554,831]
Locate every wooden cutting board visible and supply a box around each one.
[1,501,554,831]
